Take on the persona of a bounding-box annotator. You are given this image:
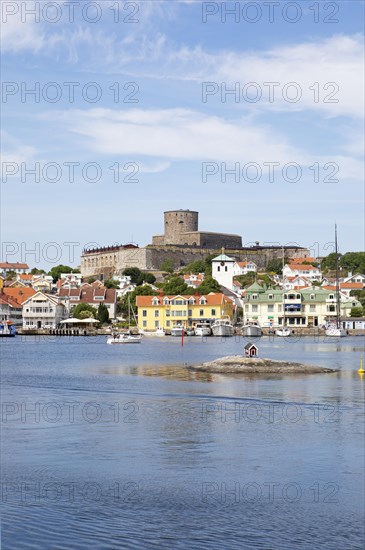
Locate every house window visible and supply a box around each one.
[296,294,301,300]
[142,310,147,317]
[252,305,258,312]
[217,266,220,272]
[152,298,159,305]
[154,310,159,317]
[310,305,316,312]
[155,321,159,328]
[329,294,334,300]
[166,320,170,327]
[310,294,315,300]
[268,294,273,300]
[166,310,170,317]
[188,309,192,316]
[211,309,216,316]
[142,321,147,327]
[268,305,274,312]
[245,305,249,311]
[200,298,207,305]
[224,266,227,272]
[199,309,204,316]
[252,294,257,300]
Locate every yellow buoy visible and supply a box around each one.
[359,356,365,374]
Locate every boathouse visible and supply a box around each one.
[244,343,258,357]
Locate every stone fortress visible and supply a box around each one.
[152,210,242,248]
[81,209,309,279]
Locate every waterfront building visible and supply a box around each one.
[0,294,23,327]
[136,292,234,331]
[242,283,361,328]
[22,292,66,330]
[58,287,117,319]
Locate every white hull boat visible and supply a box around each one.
[194,323,212,337]
[325,325,347,337]
[276,327,291,337]
[242,323,262,337]
[107,333,141,344]
[141,328,166,337]
[211,319,234,337]
[170,326,185,337]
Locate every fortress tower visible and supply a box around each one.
[163,210,199,245]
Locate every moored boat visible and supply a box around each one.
[170,326,185,337]
[325,225,347,338]
[107,332,141,344]
[211,318,234,337]
[194,323,212,337]
[0,322,16,337]
[276,327,291,337]
[242,321,262,337]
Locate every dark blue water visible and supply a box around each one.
[1,335,364,549]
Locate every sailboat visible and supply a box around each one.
[276,247,291,337]
[325,225,347,337]
[107,294,142,344]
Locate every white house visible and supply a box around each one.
[282,275,312,291]
[212,252,235,291]
[343,273,365,284]
[282,263,322,282]
[183,273,205,288]
[0,262,29,275]
[22,292,66,329]
[233,261,257,276]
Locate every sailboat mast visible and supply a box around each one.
[282,247,285,327]
[335,224,341,328]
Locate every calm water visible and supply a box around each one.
[1,335,364,549]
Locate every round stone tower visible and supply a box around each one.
[163,210,199,244]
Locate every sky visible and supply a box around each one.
[1,0,364,269]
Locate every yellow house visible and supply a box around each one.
[0,276,4,290]
[136,293,234,331]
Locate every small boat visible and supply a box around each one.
[194,323,212,337]
[170,326,185,337]
[141,328,166,337]
[186,328,195,336]
[276,327,291,337]
[325,225,347,338]
[242,321,262,337]
[211,317,234,337]
[107,294,141,343]
[0,322,16,337]
[325,324,347,338]
[107,332,141,344]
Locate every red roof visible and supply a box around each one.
[340,283,364,289]
[287,264,318,271]
[0,262,29,269]
[2,287,36,304]
[58,287,116,304]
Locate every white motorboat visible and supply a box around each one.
[141,328,166,337]
[242,321,262,337]
[325,225,347,338]
[276,326,291,337]
[211,318,234,337]
[107,332,141,344]
[170,326,185,337]
[194,323,212,337]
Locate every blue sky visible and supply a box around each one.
[1,0,364,269]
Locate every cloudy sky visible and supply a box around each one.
[1,0,364,268]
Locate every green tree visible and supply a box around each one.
[97,303,110,323]
[5,270,16,280]
[141,272,156,284]
[321,253,340,272]
[339,252,365,274]
[350,306,363,318]
[197,276,221,294]
[266,259,286,274]
[122,267,142,284]
[162,276,189,295]
[88,277,96,284]
[235,272,256,288]
[49,265,77,282]
[160,259,174,273]
[104,278,120,289]
[72,303,97,319]
[30,268,46,275]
